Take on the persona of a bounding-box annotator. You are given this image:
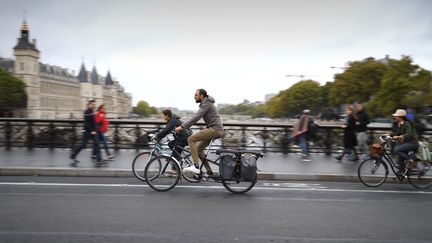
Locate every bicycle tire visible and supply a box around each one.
[222,178,256,194]
[407,161,432,189]
[132,151,152,181]
[144,155,181,192]
[358,158,388,187]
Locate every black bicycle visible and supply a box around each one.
[358,136,432,189]
[131,132,197,183]
[144,136,265,193]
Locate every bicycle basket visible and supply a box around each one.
[219,154,237,180]
[369,143,382,158]
[240,153,258,180]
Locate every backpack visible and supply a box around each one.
[417,141,431,162]
[308,122,318,138]
[240,153,258,180]
[219,154,237,180]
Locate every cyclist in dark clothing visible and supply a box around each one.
[70,100,102,165]
[156,110,192,161]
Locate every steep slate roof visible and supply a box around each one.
[91,66,99,84]
[77,63,88,82]
[105,71,114,85]
[13,20,39,52]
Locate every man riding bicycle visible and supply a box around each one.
[175,89,224,176]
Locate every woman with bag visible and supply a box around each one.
[335,106,359,162]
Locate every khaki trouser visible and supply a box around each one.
[188,127,224,172]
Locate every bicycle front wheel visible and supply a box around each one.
[132,151,152,181]
[144,155,181,192]
[408,161,432,189]
[358,158,388,187]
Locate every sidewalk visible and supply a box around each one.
[0,148,363,182]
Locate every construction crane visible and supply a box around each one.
[285,74,305,79]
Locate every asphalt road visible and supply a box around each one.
[1,176,431,243]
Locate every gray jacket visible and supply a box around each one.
[182,96,224,131]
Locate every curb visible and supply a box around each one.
[0,167,359,182]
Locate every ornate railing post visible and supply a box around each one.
[5,121,12,150]
[70,121,77,149]
[241,126,247,148]
[135,124,141,151]
[262,127,268,153]
[324,127,332,155]
[26,121,34,149]
[114,123,120,151]
[281,127,290,154]
[48,122,55,150]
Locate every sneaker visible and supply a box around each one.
[91,155,97,160]
[182,164,200,174]
[108,155,116,160]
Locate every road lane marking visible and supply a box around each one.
[0,182,431,194]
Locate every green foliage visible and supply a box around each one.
[266,80,321,118]
[367,56,432,116]
[329,57,388,106]
[133,100,152,117]
[219,100,266,118]
[0,69,27,111]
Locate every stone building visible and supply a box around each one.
[0,20,132,119]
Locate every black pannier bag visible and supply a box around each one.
[219,154,237,180]
[241,153,258,180]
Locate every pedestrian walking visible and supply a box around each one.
[355,102,370,158]
[94,104,115,160]
[335,106,359,162]
[293,109,315,161]
[70,100,103,166]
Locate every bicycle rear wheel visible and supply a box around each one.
[358,158,388,187]
[222,171,256,194]
[144,155,181,192]
[407,161,432,189]
[132,151,152,181]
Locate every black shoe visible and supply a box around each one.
[334,155,343,161]
[70,155,79,163]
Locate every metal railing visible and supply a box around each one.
[0,118,430,154]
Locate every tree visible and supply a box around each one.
[367,56,432,116]
[133,100,152,117]
[266,80,321,118]
[0,69,27,116]
[329,57,388,106]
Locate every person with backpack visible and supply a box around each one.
[293,109,315,161]
[155,109,192,161]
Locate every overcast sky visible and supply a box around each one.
[1,0,431,110]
